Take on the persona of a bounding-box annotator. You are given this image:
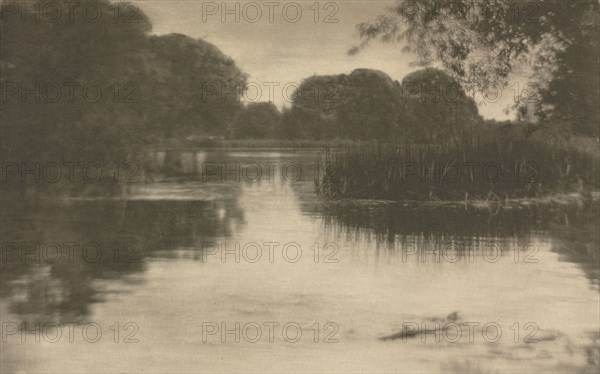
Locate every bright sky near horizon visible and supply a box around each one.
[136,0,515,120]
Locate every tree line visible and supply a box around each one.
[233,68,481,143]
[1,0,597,169]
[0,0,246,167]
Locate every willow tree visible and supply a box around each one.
[284,69,404,140]
[351,0,599,136]
[402,68,481,143]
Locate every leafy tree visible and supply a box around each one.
[401,68,481,143]
[1,0,152,164]
[351,0,599,136]
[143,34,246,138]
[339,69,404,140]
[539,16,599,137]
[0,0,248,176]
[284,69,404,140]
[281,74,344,140]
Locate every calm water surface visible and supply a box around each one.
[1,150,598,373]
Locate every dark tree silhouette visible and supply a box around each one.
[401,68,481,143]
[233,102,282,139]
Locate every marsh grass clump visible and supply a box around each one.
[317,138,599,202]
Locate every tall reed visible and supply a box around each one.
[317,137,599,201]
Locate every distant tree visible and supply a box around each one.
[233,102,282,139]
[401,68,481,143]
[281,74,344,140]
[285,69,404,140]
[281,106,336,140]
[338,69,404,140]
[143,34,247,138]
[293,74,345,115]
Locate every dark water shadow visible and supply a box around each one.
[0,186,245,325]
[302,198,599,286]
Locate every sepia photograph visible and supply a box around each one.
[0,0,599,373]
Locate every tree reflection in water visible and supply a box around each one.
[1,187,245,326]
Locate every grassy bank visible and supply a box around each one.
[317,138,599,201]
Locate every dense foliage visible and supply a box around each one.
[278,68,479,142]
[0,0,246,168]
[351,0,600,137]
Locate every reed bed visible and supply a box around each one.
[317,138,599,202]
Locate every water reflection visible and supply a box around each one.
[1,149,598,373]
[314,201,600,286]
[303,194,599,373]
[1,183,245,325]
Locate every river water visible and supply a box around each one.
[1,149,598,373]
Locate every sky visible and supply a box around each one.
[135,0,515,120]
